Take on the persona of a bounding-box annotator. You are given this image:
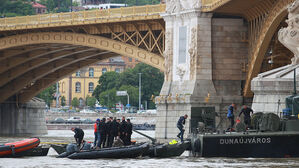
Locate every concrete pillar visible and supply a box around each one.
[0,97,48,136]
[156,0,248,140]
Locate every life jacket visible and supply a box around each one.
[94,123,98,133]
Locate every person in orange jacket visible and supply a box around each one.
[93,119,101,148]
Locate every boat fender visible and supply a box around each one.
[169,139,178,145]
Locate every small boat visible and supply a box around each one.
[0,138,40,157]
[50,144,67,155]
[68,143,149,159]
[142,141,190,158]
[23,145,50,156]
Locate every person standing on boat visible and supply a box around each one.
[120,116,128,145]
[71,127,84,149]
[106,117,113,147]
[99,118,107,148]
[239,105,254,129]
[177,114,188,142]
[93,119,101,148]
[227,103,236,131]
[126,118,133,145]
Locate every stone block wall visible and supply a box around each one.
[211,18,249,126]
[0,98,47,136]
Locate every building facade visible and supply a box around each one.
[58,56,138,107]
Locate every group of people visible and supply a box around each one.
[71,116,133,149]
[93,116,133,149]
[227,103,254,131]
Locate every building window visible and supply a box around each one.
[79,98,84,107]
[129,58,132,62]
[76,71,80,77]
[115,68,120,73]
[178,26,187,64]
[89,68,94,77]
[62,82,65,93]
[89,82,94,93]
[102,68,107,74]
[75,82,81,93]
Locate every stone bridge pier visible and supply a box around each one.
[0,98,47,136]
[155,0,248,139]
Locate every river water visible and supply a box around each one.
[1,130,299,168]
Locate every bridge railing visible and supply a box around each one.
[0,4,166,30]
[201,0,231,11]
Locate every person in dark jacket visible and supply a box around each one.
[239,105,254,129]
[126,119,133,145]
[71,127,84,148]
[177,114,188,142]
[93,119,101,148]
[99,118,107,148]
[106,117,114,147]
[119,116,127,144]
[227,103,236,131]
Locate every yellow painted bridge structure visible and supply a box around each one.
[0,0,295,104]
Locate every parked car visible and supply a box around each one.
[50,118,65,124]
[66,117,84,124]
[83,118,94,124]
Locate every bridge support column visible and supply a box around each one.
[0,98,48,136]
[156,1,248,140]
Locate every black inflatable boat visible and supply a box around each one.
[68,143,149,159]
[142,141,190,158]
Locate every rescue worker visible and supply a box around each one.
[119,116,127,144]
[106,117,113,147]
[126,118,133,145]
[71,127,84,149]
[99,118,107,148]
[227,103,236,131]
[177,114,188,142]
[239,105,254,129]
[93,119,101,148]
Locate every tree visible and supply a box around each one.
[118,85,139,107]
[36,84,56,107]
[0,0,35,17]
[86,95,97,107]
[98,88,117,109]
[93,62,164,109]
[40,0,74,13]
[93,71,120,100]
[71,97,79,108]
[61,96,66,106]
[119,63,164,109]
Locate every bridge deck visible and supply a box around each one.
[0,0,231,32]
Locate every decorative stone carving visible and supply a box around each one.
[164,29,173,81]
[176,64,186,81]
[166,0,201,14]
[188,27,198,80]
[278,0,299,65]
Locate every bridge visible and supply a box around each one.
[0,0,295,138]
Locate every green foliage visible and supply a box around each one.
[93,63,164,109]
[40,0,73,13]
[71,97,79,108]
[92,71,120,100]
[118,85,139,106]
[86,95,97,107]
[36,85,56,107]
[98,88,117,109]
[61,96,66,106]
[111,0,160,6]
[0,0,35,17]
